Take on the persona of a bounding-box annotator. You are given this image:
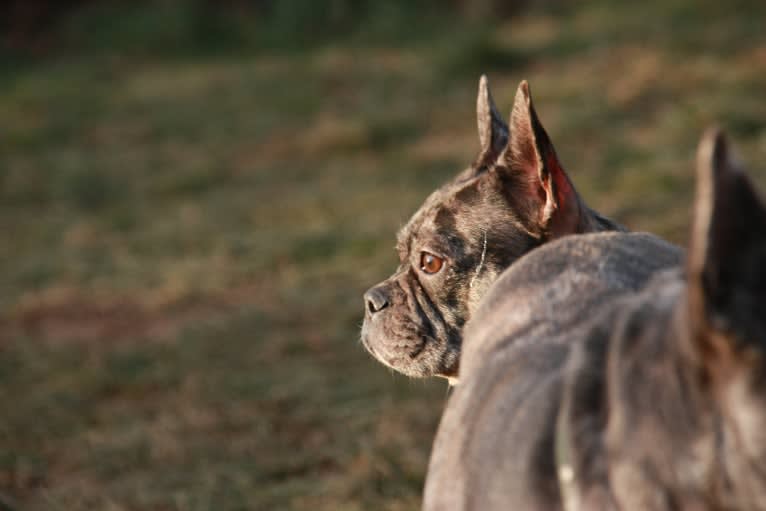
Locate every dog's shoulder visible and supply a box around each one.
[460,231,683,377]
[424,232,682,510]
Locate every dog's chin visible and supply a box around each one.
[361,322,457,378]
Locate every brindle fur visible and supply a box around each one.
[361,77,620,380]
[423,129,766,510]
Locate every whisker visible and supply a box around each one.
[470,230,488,289]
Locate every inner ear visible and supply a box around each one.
[503,80,581,237]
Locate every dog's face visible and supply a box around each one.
[361,78,619,379]
[360,164,540,379]
[599,131,766,509]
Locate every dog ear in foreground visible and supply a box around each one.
[688,128,766,357]
[603,129,766,510]
[423,129,766,510]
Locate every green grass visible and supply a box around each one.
[2,0,766,509]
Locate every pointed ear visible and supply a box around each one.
[503,80,583,237]
[475,74,509,167]
[688,128,766,348]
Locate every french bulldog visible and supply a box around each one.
[423,129,766,510]
[361,76,621,381]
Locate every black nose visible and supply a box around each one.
[364,286,390,314]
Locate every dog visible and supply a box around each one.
[361,76,621,381]
[423,128,766,510]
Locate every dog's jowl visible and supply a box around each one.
[423,129,766,510]
[361,76,619,380]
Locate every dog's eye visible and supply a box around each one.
[420,252,444,274]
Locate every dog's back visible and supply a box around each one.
[423,232,682,510]
[425,129,766,510]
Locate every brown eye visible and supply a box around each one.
[420,252,444,274]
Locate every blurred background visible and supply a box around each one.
[1,0,765,509]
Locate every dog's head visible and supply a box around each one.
[361,77,620,380]
[597,130,766,509]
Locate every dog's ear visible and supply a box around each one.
[688,128,766,352]
[501,80,583,237]
[475,74,509,167]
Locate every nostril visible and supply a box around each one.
[364,287,390,314]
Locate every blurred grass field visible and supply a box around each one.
[1,1,766,509]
